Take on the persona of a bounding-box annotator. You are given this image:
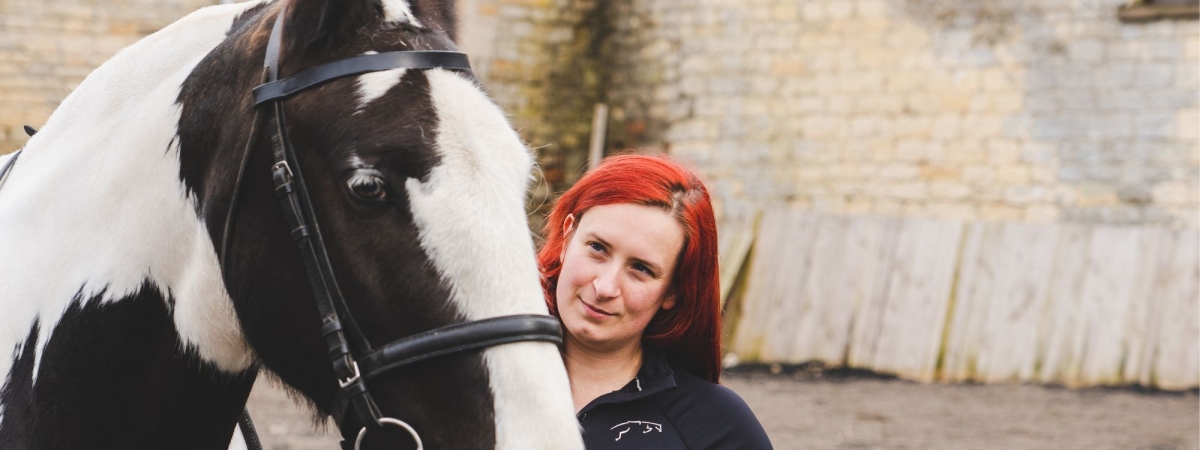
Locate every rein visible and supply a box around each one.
[221,8,563,450]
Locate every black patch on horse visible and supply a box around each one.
[0,284,255,449]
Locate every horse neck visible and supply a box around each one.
[0,283,257,449]
[0,2,268,446]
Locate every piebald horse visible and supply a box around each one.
[0,0,582,449]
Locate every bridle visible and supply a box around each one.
[221,7,563,450]
[0,127,27,186]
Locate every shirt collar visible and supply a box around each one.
[576,347,677,417]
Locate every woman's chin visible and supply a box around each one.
[564,323,609,346]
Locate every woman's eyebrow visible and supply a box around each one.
[632,256,665,275]
[585,232,611,248]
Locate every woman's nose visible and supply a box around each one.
[592,264,621,300]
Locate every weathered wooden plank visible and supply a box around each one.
[792,217,890,365]
[1143,229,1200,390]
[870,218,963,381]
[1119,228,1168,384]
[783,215,844,364]
[759,211,820,361]
[1077,227,1142,385]
[728,210,785,361]
[846,217,902,368]
[729,210,819,361]
[1035,225,1091,385]
[941,222,996,382]
[947,223,1064,384]
[978,223,1059,382]
[717,215,756,304]
[837,218,892,363]
[1133,230,1169,386]
[919,219,967,381]
[788,215,867,364]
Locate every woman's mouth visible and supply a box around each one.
[582,300,615,319]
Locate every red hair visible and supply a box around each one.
[538,154,722,382]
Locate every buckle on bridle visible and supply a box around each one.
[338,360,362,388]
[271,161,293,183]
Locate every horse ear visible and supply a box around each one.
[283,0,382,52]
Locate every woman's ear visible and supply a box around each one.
[661,294,677,311]
[561,213,576,236]
[559,214,576,262]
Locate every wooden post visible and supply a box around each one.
[587,103,608,172]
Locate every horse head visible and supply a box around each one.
[189,0,582,448]
[0,0,580,449]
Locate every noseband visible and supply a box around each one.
[222,8,563,450]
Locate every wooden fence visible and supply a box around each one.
[723,211,1199,390]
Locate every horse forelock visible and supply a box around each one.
[0,1,269,395]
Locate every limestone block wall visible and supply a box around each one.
[454,1,1200,388]
[461,0,1199,227]
[457,0,612,225]
[5,1,1195,226]
[0,0,216,154]
[626,0,1199,226]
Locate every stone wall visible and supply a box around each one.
[460,0,1200,227]
[457,0,611,227]
[450,1,1200,387]
[6,1,1196,226]
[0,0,216,154]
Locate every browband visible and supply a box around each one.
[252,51,471,105]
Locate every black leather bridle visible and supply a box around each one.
[0,128,28,185]
[222,7,563,450]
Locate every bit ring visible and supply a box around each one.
[355,417,423,450]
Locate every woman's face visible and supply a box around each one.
[556,203,685,353]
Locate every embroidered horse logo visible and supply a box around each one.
[610,421,663,441]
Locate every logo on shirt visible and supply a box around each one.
[610,421,663,441]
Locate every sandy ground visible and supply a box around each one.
[242,372,1199,450]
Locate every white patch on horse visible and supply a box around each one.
[354,52,407,114]
[0,1,260,392]
[380,0,422,26]
[405,69,583,450]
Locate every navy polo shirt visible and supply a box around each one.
[576,350,773,450]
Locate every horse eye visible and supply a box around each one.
[348,175,388,201]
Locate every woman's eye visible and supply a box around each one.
[632,263,653,276]
[349,175,388,201]
[587,242,605,253]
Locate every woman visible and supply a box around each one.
[538,154,772,449]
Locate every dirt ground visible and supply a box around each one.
[242,371,1199,450]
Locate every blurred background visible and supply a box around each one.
[2,0,1197,448]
